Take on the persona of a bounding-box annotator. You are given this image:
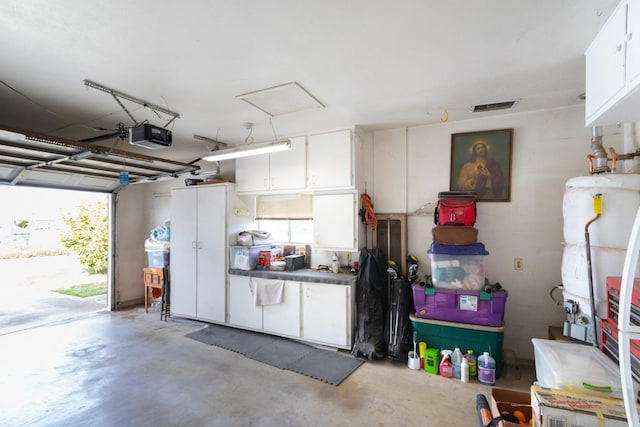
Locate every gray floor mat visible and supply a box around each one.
[185,324,364,385]
[287,349,365,386]
[245,338,314,369]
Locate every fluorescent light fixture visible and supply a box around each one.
[202,139,292,162]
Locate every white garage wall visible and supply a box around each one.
[374,105,626,362]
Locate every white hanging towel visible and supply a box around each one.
[249,277,285,306]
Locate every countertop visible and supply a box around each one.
[228,268,357,285]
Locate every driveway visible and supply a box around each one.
[0,255,107,335]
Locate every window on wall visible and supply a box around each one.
[255,194,313,244]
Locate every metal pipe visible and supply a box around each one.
[585,213,601,347]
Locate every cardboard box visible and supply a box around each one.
[530,385,634,427]
[490,388,532,427]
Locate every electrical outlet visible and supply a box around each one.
[234,208,249,217]
[514,258,524,270]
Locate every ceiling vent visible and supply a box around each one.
[471,100,517,113]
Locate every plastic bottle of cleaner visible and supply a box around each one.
[461,355,469,383]
[451,347,463,379]
[478,351,496,385]
[466,350,477,379]
[439,350,454,378]
[331,253,339,273]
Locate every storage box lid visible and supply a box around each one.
[428,242,488,255]
[531,338,633,399]
[145,238,170,252]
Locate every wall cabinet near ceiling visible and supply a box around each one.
[585,0,640,126]
[236,136,306,193]
[171,184,232,322]
[307,130,353,190]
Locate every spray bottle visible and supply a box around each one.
[439,349,454,378]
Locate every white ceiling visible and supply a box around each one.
[0,0,619,169]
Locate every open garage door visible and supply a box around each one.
[0,125,200,193]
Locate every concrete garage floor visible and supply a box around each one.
[0,307,536,427]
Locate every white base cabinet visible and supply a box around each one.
[228,275,263,330]
[263,281,301,337]
[302,282,351,348]
[228,274,354,349]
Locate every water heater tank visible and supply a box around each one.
[561,174,640,318]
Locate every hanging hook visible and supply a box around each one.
[244,123,254,145]
[440,109,449,123]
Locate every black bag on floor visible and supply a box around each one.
[352,248,388,360]
[385,277,414,362]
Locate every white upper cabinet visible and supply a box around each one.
[270,136,306,191]
[586,1,640,126]
[307,130,353,190]
[236,153,269,193]
[236,136,306,193]
[313,193,356,249]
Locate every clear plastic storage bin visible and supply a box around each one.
[531,338,639,400]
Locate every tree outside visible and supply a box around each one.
[60,200,108,275]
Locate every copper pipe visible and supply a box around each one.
[608,147,617,171]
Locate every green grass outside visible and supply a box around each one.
[53,281,107,298]
[0,248,69,260]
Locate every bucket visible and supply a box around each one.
[407,351,420,369]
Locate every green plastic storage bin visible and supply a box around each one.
[410,313,504,378]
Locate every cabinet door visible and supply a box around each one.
[626,1,640,84]
[373,128,407,213]
[313,193,356,249]
[170,188,198,318]
[236,154,269,193]
[585,3,627,124]
[228,275,263,329]
[269,136,306,191]
[307,130,352,189]
[195,186,227,322]
[302,283,348,347]
[263,281,301,337]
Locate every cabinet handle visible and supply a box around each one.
[192,241,197,249]
[263,178,268,188]
[629,32,633,42]
[616,43,623,52]
[198,241,203,249]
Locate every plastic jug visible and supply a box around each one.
[478,351,496,385]
[439,350,454,378]
[461,355,469,383]
[466,350,477,379]
[451,347,463,378]
[331,254,339,273]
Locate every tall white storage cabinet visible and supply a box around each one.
[171,183,247,322]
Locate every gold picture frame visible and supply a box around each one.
[450,128,513,202]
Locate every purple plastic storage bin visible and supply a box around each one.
[412,285,507,327]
